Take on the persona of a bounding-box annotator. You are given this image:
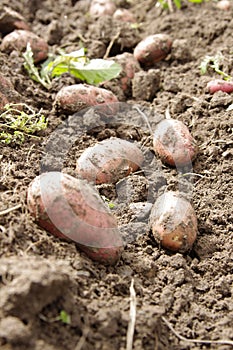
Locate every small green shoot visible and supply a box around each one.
[59,310,71,325]
[101,195,115,209]
[200,52,232,80]
[157,0,204,11]
[23,45,122,89]
[23,43,52,89]
[0,103,47,144]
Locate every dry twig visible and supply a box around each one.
[162,316,233,346]
[126,278,137,350]
[104,31,121,59]
[0,203,21,216]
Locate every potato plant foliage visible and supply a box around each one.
[23,45,122,89]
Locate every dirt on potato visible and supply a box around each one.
[0,1,233,350]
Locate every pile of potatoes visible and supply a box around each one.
[3,0,198,264]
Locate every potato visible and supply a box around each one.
[1,30,48,63]
[27,172,123,264]
[150,191,197,252]
[89,0,116,18]
[206,79,233,94]
[216,0,231,10]
[103,52,140,98]
[113,9,136,23]
[54,84,119,114]
[153,119,198,167]
[134,34,172,67]
[76,137,144,184]
[0,7,30,35]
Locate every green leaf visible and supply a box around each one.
[188,0,203,3]
[173,0,182,9]
[59,310,71,324]
[50,57,122,85]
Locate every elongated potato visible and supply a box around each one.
[134,34,172,67]
[206,79,233,94]
[54,84,119,114]
[27,172,123,264]
[150,191,197,252]
[1,30,48,63]
[153,119,198,167]
[76,137,144,184]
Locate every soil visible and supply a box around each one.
[0,1,233,350]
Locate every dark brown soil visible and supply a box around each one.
[0,1,233,350]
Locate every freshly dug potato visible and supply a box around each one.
[89,0,116,18]
[113,8,136,23]
[54,84,119,114]
[216,0,231,10]
[150,191,197,252]
[27,172,123,264]
[134,34,172,67]
[0,7,30,35]
[76,137,144,184]
[153,119,198,167]
[206,79,233,94]
[1,30,48,63]
[103,52,140,98]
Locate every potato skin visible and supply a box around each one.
[134,34,172,67]
[1,30,48,63]
[89,0,116,18]
[54,84,119,114]
[27,172,123,264]
[206,79,233,94]
[150,191,197,253]
[0,7,30,35]
[76,137,144,184]
[113,9,136,23]
[153,119,198,167]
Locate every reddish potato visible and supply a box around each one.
[150,191,197,252]
[153,119,198,167]
[76,137,144,184]
[206,79,233,94]
[134,34,172,67]
[1,30,48,63]
[103,52,140,98]
[27,172,123,264]
[89,0,116,18]
[216,0,231,10]
[113,8,136,23]
[0,7,30,35]
[54,84,119,114]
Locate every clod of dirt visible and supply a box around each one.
[0,74,22,110]
[132,69,161,101]
[0,316,30,345]
[0,256,74,319]
[170,39,192,63]
[87,16,140,54]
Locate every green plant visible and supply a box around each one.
[101,195,115,209]
[157,0,204,11]
[200,52,232,80]
[0,103,47,144]
[23,44,122,89]
[59,310,71,325]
